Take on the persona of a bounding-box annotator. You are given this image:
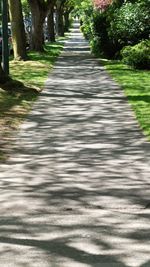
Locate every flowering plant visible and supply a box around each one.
[93,0,113,11]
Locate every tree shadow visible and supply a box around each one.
[0,22,150,267]
[128,95,150,103]
[0,235,127,266]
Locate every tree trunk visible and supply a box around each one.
[28,0,56,51]
[64,11,70,33]
[29,3,46,51]
[8,0,27,60]
[47,6,55,42]
[56,3,64,37]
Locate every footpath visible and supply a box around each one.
[0,22,150,267]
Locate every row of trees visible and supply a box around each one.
[3,0,148,82]
[9,0,75,60]
[0,0,82,82]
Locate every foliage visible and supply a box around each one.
[121,40,150,69]
[109,1,150,47]
[71,0,92,15]
[78,0,94,39]
[91,9,120,58]
[21,0,30,16]
[79,1,119,58]
[84,0,150,58]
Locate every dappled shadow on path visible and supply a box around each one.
[0,22,150,267]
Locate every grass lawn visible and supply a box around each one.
[101,59,150,140]
[0,42,63,160]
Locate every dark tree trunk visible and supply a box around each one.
[47,6,55,42]
[28,0,56,52]
[56,7,64,37]
[64,11,70,32]
[30,4,46,51]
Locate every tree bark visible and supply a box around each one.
[28,0,56,52]
[8,0,27,60]
[64,11,70,32]
[47,5,55,42]
[56,6,64,37]
[29,2,46,51]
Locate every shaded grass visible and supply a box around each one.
[10,42,63,88]
[101,59,150,140]
[0,42,64,160]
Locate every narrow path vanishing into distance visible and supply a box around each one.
[0,22,150,267]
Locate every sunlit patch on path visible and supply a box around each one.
[0,22,150,267]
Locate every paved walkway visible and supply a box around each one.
[0,22,150,267]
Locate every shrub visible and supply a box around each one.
[91,10,120,58]
[80,18,92,40]
[109,1,150,47]
[90,36,103,56]
[79,1,94,39]
[80,0,150,59]
[121,40,150,69]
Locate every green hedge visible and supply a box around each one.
[80,0,150,59]
[109,1,150,47]
[121,40,150,69]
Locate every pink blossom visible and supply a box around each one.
[93,0,113,11]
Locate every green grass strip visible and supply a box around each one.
[0,41,64,160]
[101,59,150,140]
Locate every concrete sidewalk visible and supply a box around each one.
[0,22,150,267]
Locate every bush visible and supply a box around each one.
[90,36,103,56]
[90,10,121,58]
[121,40,150,69]
[80,19,92,40]
[79,2,94,40]
[79,0,150,59]
[109,1,150,47]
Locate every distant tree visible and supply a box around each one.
[64,0,74,32]
[55,0,74,36]
[55,0,65,36]
[28,0,55,51]
[47,2,56,42]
